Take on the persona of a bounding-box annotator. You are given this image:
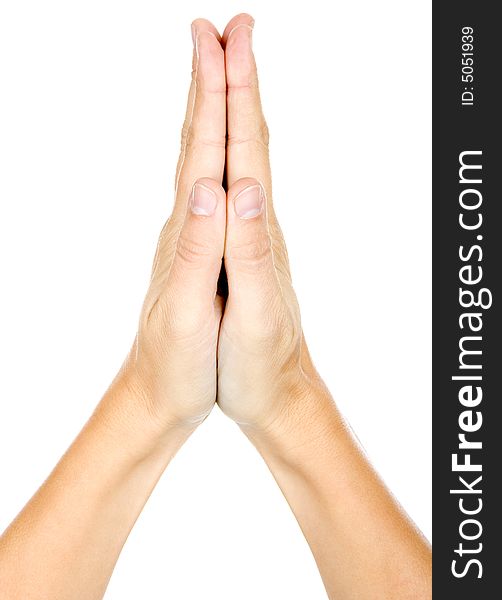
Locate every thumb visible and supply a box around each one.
[224,177,282,324]
[167,177,226,314]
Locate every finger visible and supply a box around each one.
[145,178,225,336]
[224,178,283,327]
[174,19,226,216]
[169,178,226,311]
[175,19,220,186]
[223,16,291,280]
[222,15,271,200]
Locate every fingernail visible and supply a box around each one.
[191,23,197,47]
[234,185,264,219]
[228,23,254,49]
[191,183,217,216]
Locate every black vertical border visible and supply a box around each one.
[434,2,501,597]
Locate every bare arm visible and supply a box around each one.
[0,18,227,599]
[245,384,431,599]
[217,13,431,599]
[0,375,192,600]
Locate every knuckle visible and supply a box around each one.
[227,117,269,149]
[158,217,180,252]
[150,217,179,280]
[180,121,226,154]
[185,124,226,151]
[175,231,213,267]
[227,231,272,269]
[265,304,298,346]
[197,82,227,95]
[243,300,299,352]
[140,294,173,343]
[180,119,190,154]
[272,240,291,280]
[167,306,207,340]
[260,120,270,146]
[144,292,210,343]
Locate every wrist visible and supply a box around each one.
[94,366,198,465]
[240,374,346,469]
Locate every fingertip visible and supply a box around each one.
[191,18,222,42]
[222,13,255,46]
[195,29,223,50]
[195,30,225,92]
[224,21,256,90]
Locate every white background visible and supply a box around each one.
[0,1,431,598]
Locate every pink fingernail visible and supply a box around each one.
[191,183,217,216]
[228,23,254,49]
[234,185,264,219]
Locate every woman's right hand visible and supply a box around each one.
[216,18,431,600]
[216,15,325,435]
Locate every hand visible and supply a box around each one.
[0,16,431,600]
[125,19,227,430]
[0,24,232,600]
[217,14,318,432]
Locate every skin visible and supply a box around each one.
[0,13,432,600]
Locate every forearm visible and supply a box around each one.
[0,21,227,598]
[243,381,431,600]
[0,370,193,600]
